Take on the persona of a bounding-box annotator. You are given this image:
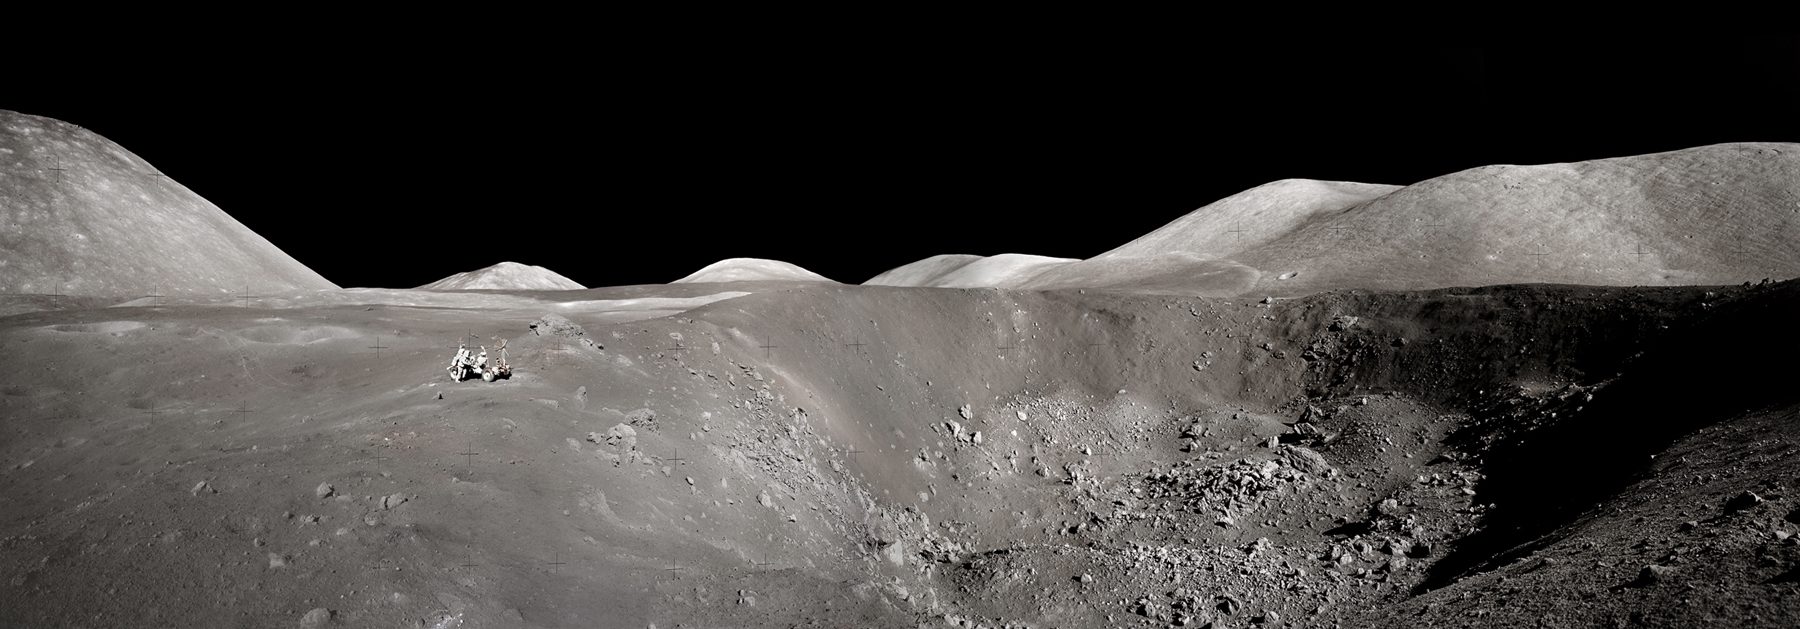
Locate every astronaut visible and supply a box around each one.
[447,344,472,381]
[474,347,494,381]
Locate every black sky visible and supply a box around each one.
[6,33,1797,288]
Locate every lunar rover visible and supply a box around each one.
[447,338,511,382]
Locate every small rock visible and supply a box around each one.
[971,431,984,446]
[625,408,657,430]
[1679,520,1698,532]
[1260,296,1273,305]
[1356,396,1370,406]
[1638,564,1676,585]
[1078,573,1094,583]
[758,491,774,509]
[298,607,331,627]
[685,476,695,486]
[268,553,288,569]
[1725,491,1764,513]
[190,481,213,495]
[382,493,409,510]
[1375,498,1404,516]
[315,482,334,499]
[958,405,973,420]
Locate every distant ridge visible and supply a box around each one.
[865,143,1800,294]
[865,254,1077,289]
[674,258,837,284]
[419,261,584,290]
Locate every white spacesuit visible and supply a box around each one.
[448,345,472,381]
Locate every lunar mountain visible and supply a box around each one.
[0,109,336,297]
[673,257,837,284]
[420,262,586,291]
[2,115,1798,629]
[869,143,1800,295]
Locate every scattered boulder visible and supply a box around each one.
[1282,446,1334,476]
[1299,405,1327,423]
[1725,490,1764,513]
[298,607,332,627]
[529,313,588,339]
[315,483,334,499]
[190,481,214,496]
[1181,420,1205,439]
[626,408,658,431]
[1637,564,1676,586]
[958,404,973,420]
[590,424,638,449]
[381,493,409,510]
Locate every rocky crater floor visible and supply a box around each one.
[1,280,1797,628]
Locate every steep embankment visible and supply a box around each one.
[0,110,337,297]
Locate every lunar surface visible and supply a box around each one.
[2,117,1798,629]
